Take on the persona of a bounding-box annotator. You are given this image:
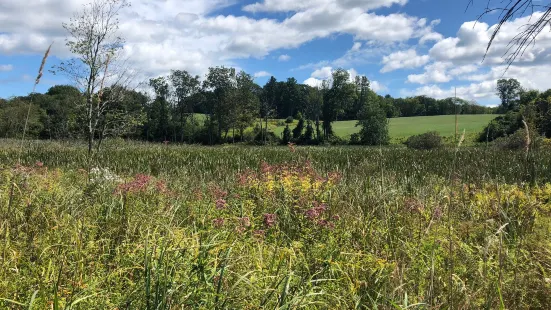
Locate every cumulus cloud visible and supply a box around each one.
[278,54,291,61]
[381,49,429,73]
[254,71,271,78]
[243,0,408,13]
[404,11,551,101]
[370,80,388,93]
[303,66,386,94]
[0,64,14,72]
[0,0,440,81]
[430,12,551,67]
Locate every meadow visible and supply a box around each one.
[271,114,499,143]
[1,140,551,309]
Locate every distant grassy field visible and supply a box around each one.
[272,114,499,143]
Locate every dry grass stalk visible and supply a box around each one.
[457,129,465,148]
[34,43,53,90]
[522,119,530,154]
[18,43,54,165]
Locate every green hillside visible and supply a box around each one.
[272,114,499,142]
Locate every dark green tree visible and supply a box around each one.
[282,125,292,144]
[356,92,389,145]
[496,78,522,112]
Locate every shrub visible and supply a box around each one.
[492,128,542,150]
[478,111,522,142]
[349,133,361,145]
[405,131,443,150]
[285,116,294,124]
[282,125,292,144]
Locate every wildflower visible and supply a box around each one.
[317,220,335,229]
[433,207,443,220]
[35,161,44,167]
[260,161,272,174]
[156,180,168,194]
[305,202,327,220]
[239,217,251,227]
[253,230,265,239]
[404,198,424,214]
[263,213,277,228]
[209,184,228,199]
[213,218,225,227]
[115,174,152,194]
[216,198,228,210]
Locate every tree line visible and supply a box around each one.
[0,67,498,146]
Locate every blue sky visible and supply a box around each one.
[2,0,551,106]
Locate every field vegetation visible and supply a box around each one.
[1,140,551,309]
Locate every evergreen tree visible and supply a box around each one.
[282,125,292,144]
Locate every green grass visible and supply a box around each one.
[272,114,499,142]
[1,141,550,308]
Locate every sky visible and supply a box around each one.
[1,0,551,106]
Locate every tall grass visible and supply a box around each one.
[1,140,551,308]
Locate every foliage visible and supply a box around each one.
[0,99,45,138]
[57,0,130,154]
[281,125,292,144]
[292,117,304,140]
[479,111,523,142]
[1,142,551,308]
[357,101,389,145]
[285,116,294,124]
[404,131,443,150]
[496,78,522,112]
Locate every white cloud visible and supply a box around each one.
[278,54,291,61]
[430,13,551,67]
[254,71,271,78]
[311,66,334,79]
[410,81,496,100]
[407,62,452,84]
[243,0,408,13]
[304,66,384,94]
[370,80,388,93]
[0,64,13,72]
[0,0,440,81]
[405,11,551,100]
[303,77,324,87]
[381,49,429,73]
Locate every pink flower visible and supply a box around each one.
[115,174,153,194]
[263,213,277,228]
[305,202,327,220]
[317,220,335,229]
[253,230,265,239]
[239,217,251,227]
[213,218,225,227]
[216,198,228,210]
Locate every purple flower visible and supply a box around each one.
[213,218,225,227]
[216,198,228,210]
[263,213,277,228]
[317,220,335,229]
[305,203,327,220]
